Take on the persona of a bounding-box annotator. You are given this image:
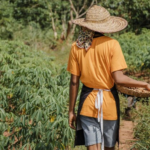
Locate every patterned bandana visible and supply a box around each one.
[76,28,94,51]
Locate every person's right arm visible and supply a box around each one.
[112,70,150,91]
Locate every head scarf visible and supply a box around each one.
[76,28,94,51]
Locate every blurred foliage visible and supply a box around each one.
[10,0,65,28]
[0,1,15,39]
[0,0,149,40]
[13,22,60,51]
[113,29,150,72]
[9,0,92,28]
[8,0,150,32]
[118,94,128,119]
[1,0,150,41]
[130,101,150,150]
[100,0,150,33]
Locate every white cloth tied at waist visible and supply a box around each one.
[94,88,111,150]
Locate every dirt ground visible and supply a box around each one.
[119,120,136,150]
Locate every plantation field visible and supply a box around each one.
[0,34,150,150]
[0,0,150,150]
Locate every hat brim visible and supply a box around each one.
[72,16,128,33]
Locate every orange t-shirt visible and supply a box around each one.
[67,36,127,120]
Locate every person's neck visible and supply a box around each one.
[93,32,104,38]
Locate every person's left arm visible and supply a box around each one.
[69,74,80,130]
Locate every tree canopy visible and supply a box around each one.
[1,0,150,41]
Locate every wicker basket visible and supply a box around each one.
[116,85,150,98]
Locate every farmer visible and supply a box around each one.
[67,5,150,150]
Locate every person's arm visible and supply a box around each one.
[112,70,150,91]
[69,74,80,130]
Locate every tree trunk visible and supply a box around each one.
[66,20,73,40]
[50,10,58,40]
[66,0,95,40]
[60,15,66,40]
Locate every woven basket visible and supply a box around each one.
[116,85,150,98]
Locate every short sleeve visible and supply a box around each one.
[111,41,127,73]
[67,45,80,76]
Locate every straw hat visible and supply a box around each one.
[72,5,128,33]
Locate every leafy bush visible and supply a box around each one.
[131,101,150,150]
[114,29,150,72]
[100,0,150,33]
[0,40,74,150]
[13,22,59,50]
[0,1,15,39]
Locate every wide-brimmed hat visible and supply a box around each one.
[72,5,128,33]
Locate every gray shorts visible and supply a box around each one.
[80,115,118,147]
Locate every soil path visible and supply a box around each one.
[119,120,135,150]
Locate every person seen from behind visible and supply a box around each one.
[67,5,150,150]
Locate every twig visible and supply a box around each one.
[49,9,57,40]
[70,7,73,21]
[69,0,78,17]
[95,0,98,4]
[79,0,87,13]
[78,0,95,18]
[31,4,40,8]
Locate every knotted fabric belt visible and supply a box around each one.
[94,88,111,150]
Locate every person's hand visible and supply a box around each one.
[69,112,76,130]
[146,83,150,91]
